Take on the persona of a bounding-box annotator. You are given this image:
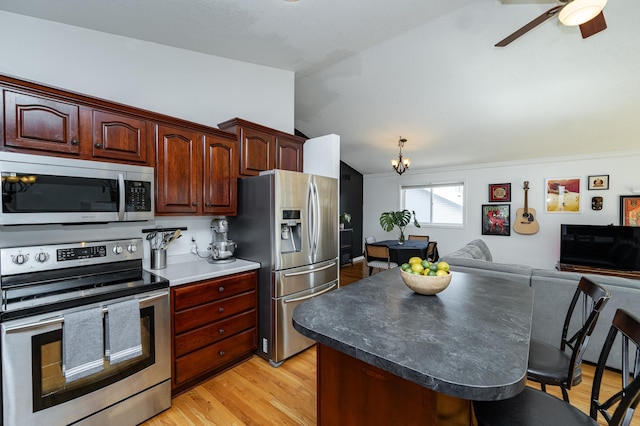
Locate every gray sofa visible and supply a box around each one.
[440,239,640,370]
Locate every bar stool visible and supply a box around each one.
[473,308,640,426]
[527,277,611,402]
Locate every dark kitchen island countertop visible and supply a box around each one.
[292,268,534,402]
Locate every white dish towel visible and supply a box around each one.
[62,307,104,383]
[105,299,142,365]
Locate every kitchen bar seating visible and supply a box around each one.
[473,308,640,426]
[527,277,611,402]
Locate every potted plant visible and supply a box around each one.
[379,210,420,244]
[339,212,351,229]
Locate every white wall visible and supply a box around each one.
[364,150,640,269]
[0,11,295,258]
[0,11,294,133]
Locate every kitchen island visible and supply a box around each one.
[292,268,534,425]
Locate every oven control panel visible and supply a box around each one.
[0,238,143,275]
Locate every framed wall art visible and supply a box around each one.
[588,175,609,190]
[488,183,511,202]
[620,195,640,226]
[545,178,581,213]
[482,204,510,236]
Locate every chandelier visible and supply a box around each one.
[391,137,410,176]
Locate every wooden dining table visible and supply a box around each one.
[369,239,438,264]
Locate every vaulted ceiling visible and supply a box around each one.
[2,0,638,175]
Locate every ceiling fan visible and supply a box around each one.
[495,0,608,47]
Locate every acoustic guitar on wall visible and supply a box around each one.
[514,181,539,235]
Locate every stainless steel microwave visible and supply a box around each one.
[0,152,154,225]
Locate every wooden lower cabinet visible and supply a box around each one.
[317,344,472,426]
[170,271,258,395]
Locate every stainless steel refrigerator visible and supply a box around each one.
[231,169,339,367]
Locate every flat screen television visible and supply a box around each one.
[560,224,640,271]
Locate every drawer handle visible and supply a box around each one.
[94,143,103,149]
[219,328,225,334]
[218,286,225,293]
[71,138,80,146]
[219,350,225,357]
[218,307,224,313]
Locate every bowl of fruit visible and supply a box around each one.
[399,258,451,295]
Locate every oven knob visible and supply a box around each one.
[12,254,28,265]
[113,245,123,255]
[127,244,138,253]
[35,252,49,263]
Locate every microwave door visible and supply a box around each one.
[0,152,154,225]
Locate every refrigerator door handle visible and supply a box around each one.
[307,177,320,262]
[283,283,338,303]
[313,178,320,260]
[283,261,337,277]
[307,179,314,257]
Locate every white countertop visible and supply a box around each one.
[144,253,260,286]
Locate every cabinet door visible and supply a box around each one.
[155,124,200,214]
[275,135,304,172]
[239,127,275,176]
[92,110,148,163]
[3,90,81,155]
[203,134,238,215]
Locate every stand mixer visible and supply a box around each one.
[209,218,237,263]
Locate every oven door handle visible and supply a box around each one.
[4,290,168,333]
[284,282,337,303]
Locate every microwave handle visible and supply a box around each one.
[118,173,125,221]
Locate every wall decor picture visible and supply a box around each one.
[588,175,609,190]
[545,178,580,213]
[482,204,510,236]
[488,183,511,202]
[620,196,640,226]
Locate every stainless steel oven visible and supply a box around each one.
[0,238,170,426]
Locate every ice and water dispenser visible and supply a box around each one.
[280,209,302,253]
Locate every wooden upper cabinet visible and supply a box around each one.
[276,134,304,173]
[91,110,148,163]
[218,118,305,177]
[3,90,81,155]
[239,127,275,176]
[1,82,150,164]
[155,124,200,214]
[203,133,238,215]
[155,124,239,216]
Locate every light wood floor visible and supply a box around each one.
[143,260,639,426]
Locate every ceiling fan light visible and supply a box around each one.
[559,0,607,26]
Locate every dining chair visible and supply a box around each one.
[425,242,439,262]
[365,236,377,244]
[473,308,640,426]
[365,243,398,276]
[408,235,429,241]
[527,276,611,402]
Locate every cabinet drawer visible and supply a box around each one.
[173,271,256,311]
[174,328,257,386]
[174,291,256,334]
[174,309,256,358]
